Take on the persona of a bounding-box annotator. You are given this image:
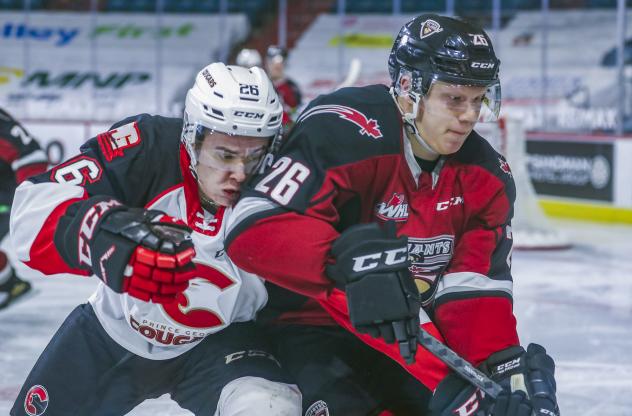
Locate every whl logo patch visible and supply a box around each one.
[297,105,382,139]
[24,384,49,416]
[375,192,409,221]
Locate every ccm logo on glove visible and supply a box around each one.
[352,247,408,272]
[78,199,122,266]
[494,357,521,373]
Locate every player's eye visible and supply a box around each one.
[215,151,237,162]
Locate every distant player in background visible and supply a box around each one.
[9,63,300,415]
[0,108,48,310]
[236,48,263,68]
[226,15,560,415]
[265,45,302,128]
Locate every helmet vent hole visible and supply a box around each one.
[257,128,262,132]
[203,106,224,121]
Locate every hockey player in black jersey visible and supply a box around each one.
[0,108,48,310]
[226,14,560,416]
[9,63,300,415]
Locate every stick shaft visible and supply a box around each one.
[417,330,504,398]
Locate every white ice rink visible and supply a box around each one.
[1,219,631,415]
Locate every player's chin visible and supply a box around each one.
[441,136,467,153]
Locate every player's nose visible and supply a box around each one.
[230,163,247,183]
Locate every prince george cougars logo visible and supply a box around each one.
[24,385,49,416]
[297,105,383,139]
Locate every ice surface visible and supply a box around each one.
[1,219,631,415]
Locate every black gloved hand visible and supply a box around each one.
[326,222,420,363]
[57,196,196,304]
[429,343,560,416]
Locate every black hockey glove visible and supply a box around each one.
[429,343,559,416]
[57,196,197,304]
[325,222,420,364]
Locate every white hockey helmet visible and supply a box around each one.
[236,48,262,68]
[182,62,283,171]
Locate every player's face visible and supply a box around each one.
[196,132,268,207]
[266,56,284,81]
[416,81,487,156]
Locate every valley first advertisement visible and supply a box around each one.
[0,11,249,121]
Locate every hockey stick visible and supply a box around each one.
[335,58,362,90]
[417,330,504,398]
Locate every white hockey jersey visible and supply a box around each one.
[10,114,267,360]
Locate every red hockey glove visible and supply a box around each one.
[57,196,196,304]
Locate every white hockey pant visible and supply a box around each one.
[214,376,302,416]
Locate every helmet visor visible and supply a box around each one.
[425,79,501,123]
[396,69,501,122]
[193,124,271,176]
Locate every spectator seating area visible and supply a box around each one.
[104,0,271,17]
[0,0,44,9]
[1,0,272,23]
[335,0,630,13]
[2,0,628,13]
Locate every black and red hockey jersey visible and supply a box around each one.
[11,114,268,360]
[226,84,519,390]
[0,108,48,188]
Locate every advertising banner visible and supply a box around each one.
[0,11,249,121]
[526,137,614,202]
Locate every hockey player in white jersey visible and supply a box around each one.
[9,62,301,416]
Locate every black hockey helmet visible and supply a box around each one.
[388,14,500,93]
[388,14,502,122]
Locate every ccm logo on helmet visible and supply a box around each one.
[233,110,264,119]
[352,248,407,272]
[471,62,495,69]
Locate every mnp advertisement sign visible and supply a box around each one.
[526,138,614,202]
[0,11,249,121]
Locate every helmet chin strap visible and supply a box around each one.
[189,161,220,214]
[390,87,439,158]
[198,183,219,214]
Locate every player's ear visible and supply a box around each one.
[398,74,413,97]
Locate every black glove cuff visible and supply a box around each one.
[55,195,125,270]
[483,345,526,379]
